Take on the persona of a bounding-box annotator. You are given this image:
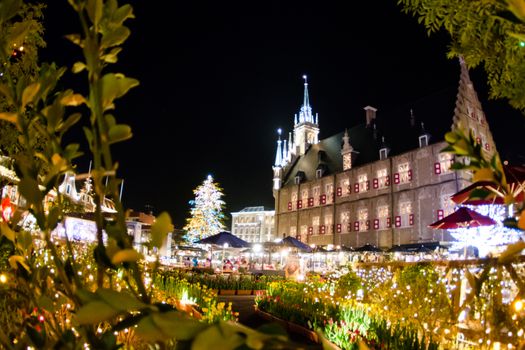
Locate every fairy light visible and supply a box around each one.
[514,300,524,312]
[449,204,524,257]
[0,274,7,283]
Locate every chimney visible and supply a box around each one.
[364,106,377,127]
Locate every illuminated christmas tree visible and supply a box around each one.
[184,175,226,243]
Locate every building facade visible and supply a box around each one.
[272,61,496,248]
[231,206,275,243]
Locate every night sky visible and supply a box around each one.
[40,1,525,228]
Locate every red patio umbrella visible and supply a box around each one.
[429,207,496,229]
[450,165,525,205]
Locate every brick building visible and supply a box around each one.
[272,60,496,248]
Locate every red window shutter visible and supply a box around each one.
[373,178,379,189]
[296,234,302,242]
[366,220,370,230]
[395,216,401,227]
[297,200,302,209]
[347,184,352,194]
[321,194,326,205]
[476,137,481,144]
[347,223,352,232]
[373,219,379,230]
[320,225,325,234]
[366,180,370,190]
[354,183,360,193]
[308,197,314,207]
[336,187,342,197]
[385,175,390,186]
[434,162,441,175]
[485,143,490,151]
[336,223,342,233]
[308,226,313,235]
[394,173,400,184]
[386,217,391,228]
[354,221,360,231]
[437,209,444,220]
[408,169,413,181]
[331,193,335,202]
[409,214,414,226]
[288,202,292,211]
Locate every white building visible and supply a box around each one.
[231,206,275,243]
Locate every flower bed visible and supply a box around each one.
[255,277,439,350]
[153,274,238,323]
[158,269,283,294]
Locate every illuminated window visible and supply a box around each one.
[301,189,309,204]
[439,153,454,174]
[377,205,389,230]
[340,178,350,196]
[324,214,333,233]
[377,168,389,189]
[313,186,321,206]
[398,162,412,184]
[399,201,412,227]
[325,183,334,203]
[343,153,352,171]
[358,208,368,232]
[300,225,307,237]
[340,211,350,232]
[312,216,320,235]
[291,191,297,210]
[358,174,369,193]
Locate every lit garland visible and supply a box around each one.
[448,204,524,257]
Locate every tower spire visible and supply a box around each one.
[452,56,497,157]
[274,128,283,166]
[293,75,320,155]
[302,74,310,110]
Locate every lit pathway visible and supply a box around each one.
[218,295,322,349]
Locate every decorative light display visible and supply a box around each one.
[183,175,226,243]
[448,204,524,257]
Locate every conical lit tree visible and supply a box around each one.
[184,175,226,243]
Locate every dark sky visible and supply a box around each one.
[41,1,525,228]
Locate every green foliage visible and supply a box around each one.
[150,211,173,249]
[0,0,289,348]
[398,0,525,111]
[0,2,46,158]
[335,270,361,297]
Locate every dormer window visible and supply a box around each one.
[66,184,71,194]
[316,164,326,179]
[419,134,429,148]
[294,171,305,184]
[379,148,388,160]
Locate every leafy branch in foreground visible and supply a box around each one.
[0,0,291,348]
[397,0,525,111]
